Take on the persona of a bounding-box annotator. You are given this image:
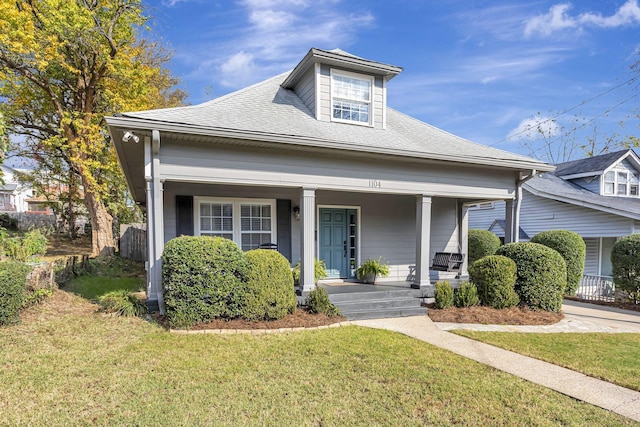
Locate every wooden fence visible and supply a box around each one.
[120,223,147,262]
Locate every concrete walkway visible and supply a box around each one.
[351,302,640,422]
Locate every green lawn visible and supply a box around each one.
[0,291,635,426]
[454,331,640,392]
[60,256,145,300]
[62,275,144,300]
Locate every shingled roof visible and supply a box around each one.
[525,172,640,220]
[554,149,640,178]
[113,70,551,172]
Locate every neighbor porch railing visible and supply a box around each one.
[575,275,615,302]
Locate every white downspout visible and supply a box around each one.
[514,169,537,242]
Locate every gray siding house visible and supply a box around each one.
[107,48,551,313]
[469,149,640,277]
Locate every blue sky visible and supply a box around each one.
[143,0,640,163]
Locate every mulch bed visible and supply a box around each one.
[426,304,564,325]
[156,308,346,330]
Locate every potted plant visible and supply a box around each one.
[357,257,390,284]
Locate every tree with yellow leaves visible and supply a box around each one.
[0,0,185,256]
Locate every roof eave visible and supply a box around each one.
[558,171,604,180]
[282,48,403,89]
[106,115,553,173]
[523,182,640,220]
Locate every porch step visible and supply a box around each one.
[328,289,428,321]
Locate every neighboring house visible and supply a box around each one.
[0,164,33,213]
[469,149,640,277]
[106,48,551,312]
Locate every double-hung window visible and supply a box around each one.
[331,70,373,125]
[603,170,640,197]
[617,171,629,196]
[631,173,639,196]
[604,171,615,195]
[196,198,276,251]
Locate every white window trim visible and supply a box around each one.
[330,69,374,127]
[602,168,639,197]
[194,197,277,250]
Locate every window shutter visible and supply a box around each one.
[276,199,292,261]
[176,195,194,236]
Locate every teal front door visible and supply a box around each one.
[319,208,357,279]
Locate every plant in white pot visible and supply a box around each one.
[357,257,390,284]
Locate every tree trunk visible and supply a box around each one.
[68,172,77,240]
[84,190,115,257]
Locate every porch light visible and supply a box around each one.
[293,206,300,221]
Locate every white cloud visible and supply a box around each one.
[524,1,640,38]
[213,0,374,88]
[507,116,560,141]
[219,52,257,87]
[580,0,640,27]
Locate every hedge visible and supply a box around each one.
[611,234,640,302]
[454,281,480,308]
[434,281,454,309]
[495,242,567,312]
[162,236,249,328]
[0,262,32,325]
[243,249,297,320]
[469,255,519,309]
[305,287,341,317]
[468,229,501,265]
[531,230,585,295]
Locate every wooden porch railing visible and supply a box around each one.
[575,275,615,302]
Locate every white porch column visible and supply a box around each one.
[504,199,515,244]
[144,177,155,308]
[414,195,432,287]
[459,203,469,276]
[144,130,165,313]
[300,187,316,293]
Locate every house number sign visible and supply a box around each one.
[368,179,382,188]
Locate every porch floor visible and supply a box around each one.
[319,281,418,295]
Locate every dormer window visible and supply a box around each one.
[603,170,639,197]
[331,70,373,126]
[631,173,639,196]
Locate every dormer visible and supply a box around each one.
[281,48,403,130]
[554,149,640,198]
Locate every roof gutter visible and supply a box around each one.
[105,116,555,173]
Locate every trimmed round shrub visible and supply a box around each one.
[454,281,480,307]
[495,242,567,312]
[531,230,585,295]
[469,255,519,309]
[611,234,640,301]
[305,287,340,317]
[434,280,454,309]
[243,249,297,320]
[468,229,501,265]
[0,261,32,325]
[162,236,249,328]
